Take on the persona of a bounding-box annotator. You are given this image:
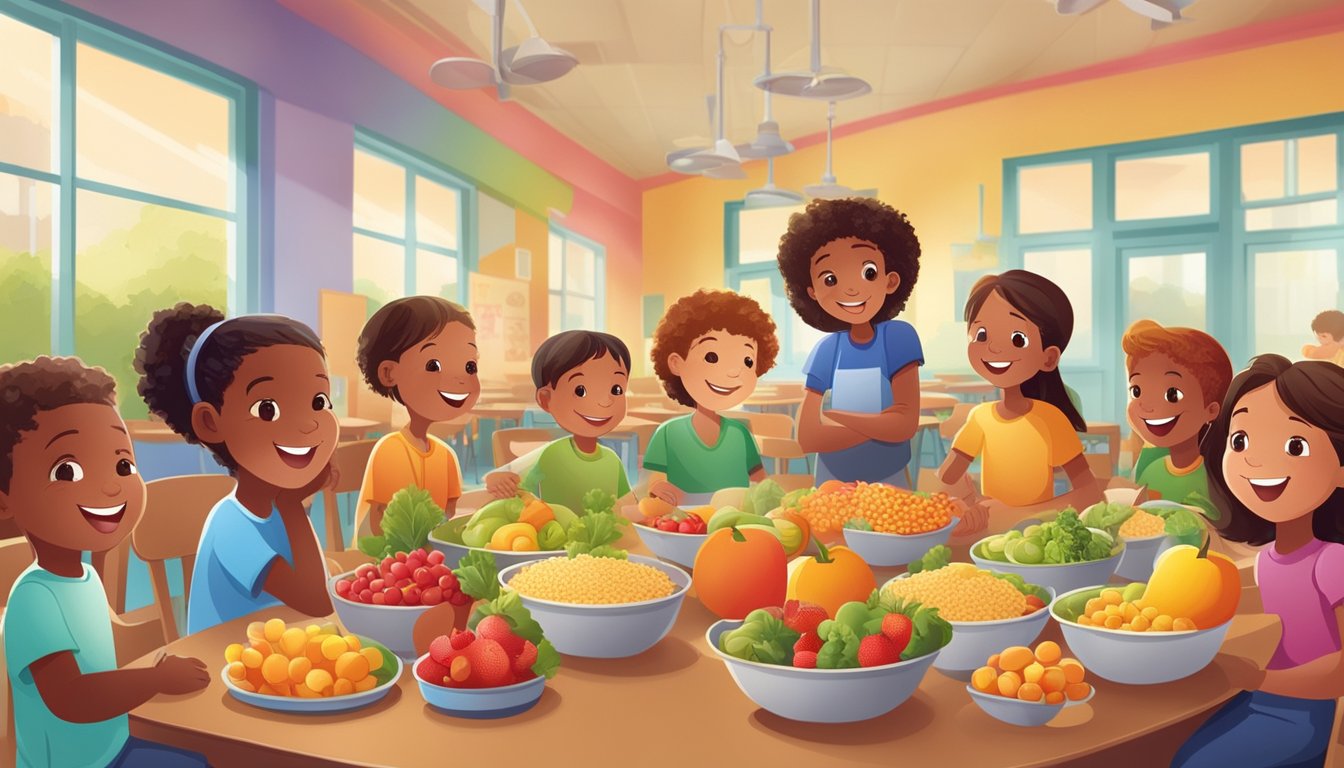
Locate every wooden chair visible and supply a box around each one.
[132,475,236,643]
[492,428,557,469]
[322,439,377,553]
[0,536,35,749]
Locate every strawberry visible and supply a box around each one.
[463,638,513,688]
[514,640,539,675]
[792,650,818,669]
[476,615,525,657]
[416,656,451,686]
[449,629,475,650]
[880,613,913,655]
[761,606,784,621]
[429,635,456,665]
[857,633,900,668]
[782,600,827,635]
[793,632,823,654]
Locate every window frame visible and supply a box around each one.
[723,200,803,374]
[548,222,606,332]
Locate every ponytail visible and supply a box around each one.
[1023,369,1087,433]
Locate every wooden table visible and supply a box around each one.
[130,533,1280,768]
[626,405,690,423]
[336,417,386,442]
[945,381,998,403]
[919,393,959,413]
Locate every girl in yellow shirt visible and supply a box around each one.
[939,271,1103,532]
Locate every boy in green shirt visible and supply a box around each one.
[0,357,209,767]
[485,331,633,513]
[1120,320,1233,519]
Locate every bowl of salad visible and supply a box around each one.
[428,493,584,570]
[632,507,709,570]
[707,593,951,723]
[842,516,961,567]
[970,509,1124,596]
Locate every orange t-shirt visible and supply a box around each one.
[356,431,462,530]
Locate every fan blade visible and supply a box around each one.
[1055,0,1108,14]
[1119,0,1176,22]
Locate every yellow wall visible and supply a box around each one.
[641,31,1344,370]
[477,208,552,354]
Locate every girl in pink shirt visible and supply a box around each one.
[1174,355,1344,768]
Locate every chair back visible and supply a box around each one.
[939,402,977,441]
[132,475,235,643]
[0,537,35,746]
[322,440,378,552]
[492,428,557,468]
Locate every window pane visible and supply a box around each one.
[353,149,405,237]
[549,293,561,334]
[0,14,57,172]
[1023,249,1093,359]
[738,205,800,264]
[0,172,55,360]
[1297,134,1337,196]
[792,313,825,366]
[1241,140,1285,202]
[737,277,773,320]
[1127,252,1206,329]
[548,232,563,291]
[565,295,595,331]
[415,249,458,302]
[1245,199,1337,231]
[1242,135,1338,202]
[75,44,231,211]
[415,176,459,250]
[1017,162,1091,234]
[353,234,405,315]
[1254,248,1339,358]
[75,190,227,418]
[565,240,595,297]
[1115,152,1210,221]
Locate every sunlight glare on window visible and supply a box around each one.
[1017,162,1092,234]
[353,148,406,237]
[0,14,57,173]
[1023,248,1093,359]
[1115,152,1210,221]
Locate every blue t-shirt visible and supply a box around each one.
[186,494,293,634]
[5,563,128,768]
[802,319,924,484]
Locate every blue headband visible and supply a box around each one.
[185,319,229,405]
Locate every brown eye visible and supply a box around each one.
[861,261,879,281]
[822,273,837,287]
[574,384,586,397]
[972,327,987,343]
[611,384,624,396]
[312,393,332,411]
[1129,385,1141,399]
[116,458,137,477]
[744,356,754,369]
[249,399,280,422]
[1230,430,1249,452]
[1285,437,1310,457]
[465,360,477,375]
[50,460,84,482]
[705,351,719,364]
[425,359,441,373]
[1165,387,1184,404]
[1010,331,1030,349]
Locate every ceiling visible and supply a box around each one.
[367,0,1342,178]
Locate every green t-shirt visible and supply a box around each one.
[1133,446,1218,520]
[5,563,128,768]
[642,415,763,495]
[520,437,631,514]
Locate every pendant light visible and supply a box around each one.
[803,102,856,199]
[741,4,802,207]
[755,0,870,101]
[677,24,742,175]
[430,0,576,92]
[745,157,804,207]
[499,0,577,84]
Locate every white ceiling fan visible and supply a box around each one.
[429,0,577,95]
[1054,0,1197,29]
[740,2,802,207]
[755,0,871,101]
[803,102,858,200]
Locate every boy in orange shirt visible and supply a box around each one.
[355,296,481,534]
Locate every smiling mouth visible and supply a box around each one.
[983,360,1014,373]
[706,381,741,396]
[438,390,470,408]
[1246,476,1290,502]
[78,503,126,534]
[836,299,867,315]
[275,443,318,469]
[1142,415,1180,438]
[577,413,612,427]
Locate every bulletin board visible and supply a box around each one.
[468,272,531,376]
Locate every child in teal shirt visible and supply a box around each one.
[0,357,208,767]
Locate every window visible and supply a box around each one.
[1241,134,1338,231]
[1114,151,1211,221]
[1023,248,1094,360]
[0,5,252,418]
[352,136,469,315]
[1126,250,1207,330]
[548,225,604,331]
[1252,247,1340,359]
[1017,162,1092,234]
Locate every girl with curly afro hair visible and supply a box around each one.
[776,197,924,488]
[643,290,779,507]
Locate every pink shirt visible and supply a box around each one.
[1256,537,1344,670]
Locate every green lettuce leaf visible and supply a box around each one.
[357,486,445,559]
[719,609,799,665]
[453,549,500,602]
[906,544,951,574]
[816,622,861,669]
[469,589,546,645]
[581,488,616,517]
[532,638,561,680]
[565,508,629,559]
[1158,505,1206,548]
[844,517,874,531]
[743,479,785,517]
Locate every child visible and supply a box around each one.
[136,304,339,634]
[1301,309,1344,367]
[484,331,632,513]
[355,296,479,534]
[939,271,1103,529]
[1172,356,1344,768]
[645,290,779,507]
[776,198,924,487]
[1121,320,1232,518]
[0,357,209,767]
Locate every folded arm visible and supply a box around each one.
[822,363,921,443]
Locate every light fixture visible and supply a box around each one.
[803,102,857,200]
[755,0,871,101]
[499,1,577,84]
[744,157,805,208]
[429,0,577,94]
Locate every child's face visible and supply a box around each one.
[668,331,760,412]
[193,345,340,490]
[0,403,145,554]
[966,290,1059,388]
[1317,332,1338,346]
[1223,382,1344,523]
[378,321,480,423]
[805,237,900,327]
[1126,353,1218,449]
[538,354,628,440]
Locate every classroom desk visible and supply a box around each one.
[128,530,1279,768]
[336,417,386,441]
[945,381,997,403]
[919,393,959,413]
[626,405,691,423]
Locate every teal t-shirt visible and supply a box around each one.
[1133,446,1218,520]
[519,438,632,514]
[642,415,763,495]
[187,494,292,635]
[5,563,128,768]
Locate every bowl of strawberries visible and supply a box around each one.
[329,548,472,659]
[633,509,708,570]
[413,616,555,719]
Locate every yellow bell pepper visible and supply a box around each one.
[489,522,539,551]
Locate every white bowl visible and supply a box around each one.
[411,652,545,718]
[221,651,403,714]
[328,571,430,659]
[883,575,1056,676]
[427,531,564,570]
[842,517,960,567]
[706,620,939,723]
[1051,585,1233,684]
[970,538,1124,597]
[1114,533,1175,582]
[498,555,691,658]
[634,524,708,570]
[966,684,1094,727]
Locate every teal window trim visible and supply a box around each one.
[549,222,607,331]
[723,200,802,372]
[1,0,259,353]
[354,130,475,303]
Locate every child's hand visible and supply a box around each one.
[154,654,210,695]
[950,495,990,538]
[485,471,521,499]
[279,464,337,509]
[649,480,684,508]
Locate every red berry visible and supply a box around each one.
[389,562,409,581]
[677,520,694,533]
[403,585,422,604]
[782,600,827,635]
[382,587,402,605]
[372,592,386,605]
[358,588,374,603]
[793,651,818,669]
[880,613,913,655]
[514,640,538,674]
[335,579,352,597]
[426,550,445,566]
[463,638,512,687]
[429,564,450,579]
[438,575,457,593]
[416,657,450,686]
[380,556,395,574]
[448,591,471,606]
[407,553,425,570]
[395,551,408,563]
[857,634,900,668]
[476,615,525,657]
[351,578,369,594]
[449,629,475,650]
[421,586,444,606]
[414,567,435,588]
[395,578,412,589]
[369,578,385,593]
[357,564,377,581]
[793,632,823,654]
[430,635,455,664]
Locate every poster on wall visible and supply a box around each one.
[469,272,531,376]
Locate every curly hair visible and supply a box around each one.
[776,197,921,332]
[1122,320,1232,408]
[652,290,779,406]
[358,296,476,403]
[0,356,117,493]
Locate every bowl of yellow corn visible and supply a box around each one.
[1113,501,1195,582]
[497,554,691,658]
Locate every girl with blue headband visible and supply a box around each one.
[135,303,339,633]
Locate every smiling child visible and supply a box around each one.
[136,304,339,634]
[1,357,209,767]
[644,289,779,507]
[355,296,479,534]
[776,198,924,488]
[1301,309,1344,367]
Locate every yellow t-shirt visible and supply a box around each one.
[356,431,462,530]
[951,400,1084,507]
